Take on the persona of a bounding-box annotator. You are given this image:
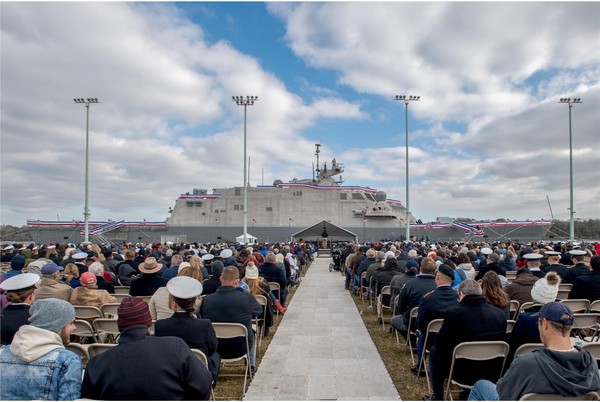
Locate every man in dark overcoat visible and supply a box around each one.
[569,255,600,302]
[200,265,262,374]
[413,264,459,375]
[81,297,212,400]
[427,279,507,400]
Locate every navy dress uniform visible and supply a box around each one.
[0,273,40,344]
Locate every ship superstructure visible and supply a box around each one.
[26,144,551,244]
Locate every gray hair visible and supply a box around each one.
[171,254,183,266]
[457,279,482,296]
[89,261,104,276]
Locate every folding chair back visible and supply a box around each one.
[514,343,544,358]
[572,313,600,340]
[66,342,89,361]
[561,299,591,313]
[253,294,268,350]
[406,307,419,366]
[520,302,543,313]
[418,318,444,394]
[519,391,600,400]
[505,271,517,281]
[92,318,120,343]
[100,303,120,318]
[87,343,117,358]
[212,322,251,396]
[137,296,152,304]
[114,286,130,294]
[557,289,571,301]
[558,283,573,292]
[359,272,369,304]
[72,319,99,343]
[268,282,281,320]
[378,285,392,330]
[191,349,216,400]
[113,294,129,303]
[510,300,520,320]
[589,300,600,313]
[582,343,600,364]
[73,305,103,321]
[445,341,510,401]
[506,320,516,334]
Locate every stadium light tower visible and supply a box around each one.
[73,97,100,244]
[394,95,420,243]
[559,97,582,242]
[232,95,258,244]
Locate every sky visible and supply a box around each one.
[1,1,599,228]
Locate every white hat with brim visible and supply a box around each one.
[569,249,587,256]
[0,273,40,292]
[545,251,561,256]
[220,249,233,259]
[3,245,14,251]
[523,253,543,260]
[177,262,191,273]
[167,276,202,299]
[481,247,493,255]
[202,254,214,261]
[72,252,88,260]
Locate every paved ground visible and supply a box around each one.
[244,256,400,401]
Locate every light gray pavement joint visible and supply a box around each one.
[244,257,400,401]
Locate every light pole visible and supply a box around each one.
[394,95,420,243]
[559,97,582,242]
[73,97,100,244]
[232,95,258,244]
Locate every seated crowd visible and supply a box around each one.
[337,239,600,400]
[0,240,315,400]
[1,238,599,400]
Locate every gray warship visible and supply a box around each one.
[27,145,551,244]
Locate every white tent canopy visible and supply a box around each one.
[236,233,258,244]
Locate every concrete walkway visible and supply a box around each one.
[244,256,400,401]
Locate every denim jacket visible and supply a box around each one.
[0,325,82,400]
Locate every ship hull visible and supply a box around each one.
[27,222,551,245]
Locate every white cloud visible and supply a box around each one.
[0,2,365,226]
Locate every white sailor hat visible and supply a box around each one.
[47,245,56,250]
[72,252,88,260]
[166,276,202,299]
[523,253,543,260]
[202,253,214,261]
[19,247,27,251]
[569,249,587,256]
[3,245,14,251]
[219,249,233,259]
[481,247,493,255]
[177,262,191,273]
[545,251,561,256]
[0,273,40,292]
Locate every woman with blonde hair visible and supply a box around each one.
[242,260,275,334]
[63,263,81,288]
[188,255,208,282]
